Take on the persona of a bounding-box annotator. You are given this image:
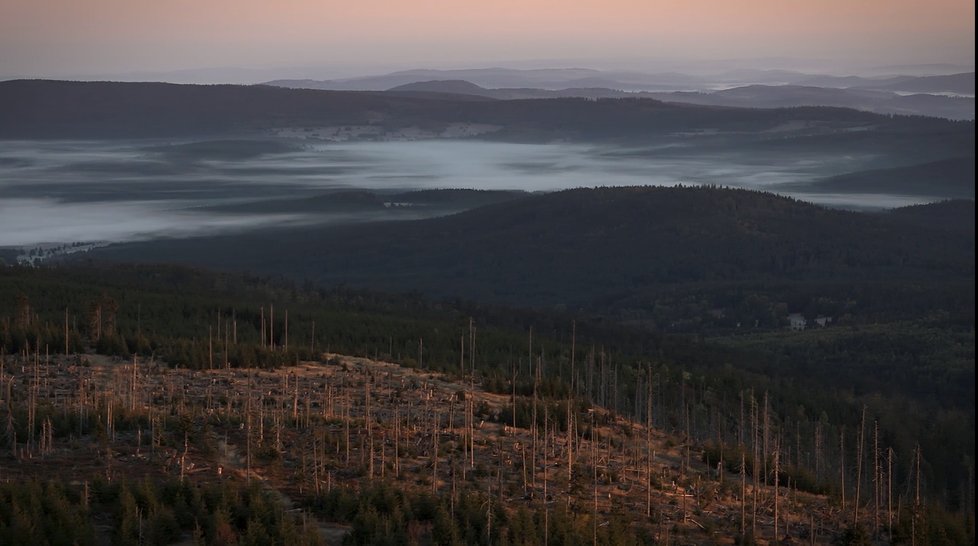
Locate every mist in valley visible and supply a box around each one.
[0,137,945,248]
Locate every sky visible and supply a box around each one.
[1,0,974,81]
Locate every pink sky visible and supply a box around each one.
[1,0,973,78]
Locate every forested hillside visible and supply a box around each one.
[1,80,973,150]
[91,187,974,318]
[0,262,972,544]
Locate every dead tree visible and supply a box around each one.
[432,410,439,493]
[774,438,780,544]
[741,452,747,536]
[543,406,549,546]
[854,405,866,527]
[568,321,576,483]
[814,420,822,484]
[592,411,598,546]
[752,393,759,539]
[840,428,846,513]
[888,447,894,541]
[873,420,880,536]
[646,362,654,518]
[913,444,921,546]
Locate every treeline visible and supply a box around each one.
[0,478,323,546]
[310,482,650,545]
[3,476,968,546]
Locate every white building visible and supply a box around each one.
[787,313,807,331]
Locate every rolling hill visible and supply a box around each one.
[2,79,971,144]
[266,68,976,119]
[88,186,975,310]
[384,79,975,120]
[778,156,976,199]
[653,85,974,120]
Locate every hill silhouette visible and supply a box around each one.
[91,186,974,309]
[780,156,975,198]
[2,79,969,144]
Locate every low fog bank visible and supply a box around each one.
[0,138,953,248]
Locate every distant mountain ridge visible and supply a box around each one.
[5,78,953,140]
[265,67,975,94]
[388,79,501,96]
[653,84,974,120]
[382,79,974,119]
[268,67,706,92]
[267,68,975,119]
[865,72,974,95]
[385,79,636,100]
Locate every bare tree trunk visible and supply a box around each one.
[394,407,400,478]
[224,320,229,368]
[543,405,549,546]
[568,393,574,483]
[913,444,921,546]
[569,320,576,484]
[522,441,527,496]
[646,361,654,518]
[840,428,846,513]
[246,373,253,481]
[432,410,439,493]
[854,405,866,527]
[592,411,598,546]
[873,420,880,537]
[739,390,745,447]
[344,391,350,465]
[811,512,816,546]
[741,452,747,536]
[763,391,770,487]
[512,358,517,430]
[532,359,538,489]
[130,354,137,413]
[366,378,374,479]
[888,447,893,541]
[468,393,475,469]
[469,318,475,376]
[752,394,759,539]
[814,420,822,484]
[774,438,780,544]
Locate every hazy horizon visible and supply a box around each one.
[2,0,974,83]
[3,57,976,87]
